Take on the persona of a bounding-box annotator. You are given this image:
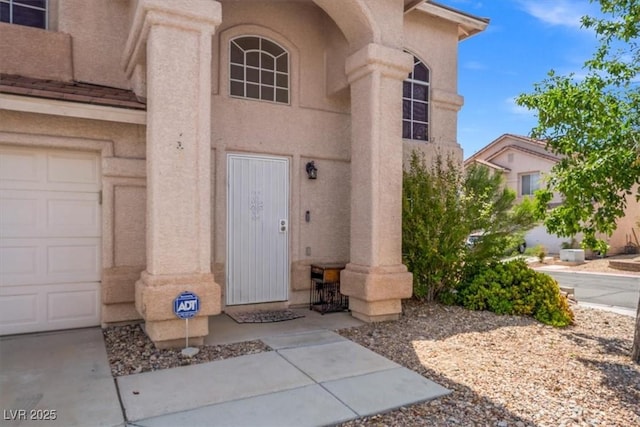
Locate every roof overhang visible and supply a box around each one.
[408,0,489,41]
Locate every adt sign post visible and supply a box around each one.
[173,291,201,357]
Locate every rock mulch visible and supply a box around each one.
[103,301,639,425]
[102,323,270,377]
[337,300,639,427]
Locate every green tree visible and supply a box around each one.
[402,152,535,302]
[516,0,640,362]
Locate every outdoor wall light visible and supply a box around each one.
[305,161,318,179]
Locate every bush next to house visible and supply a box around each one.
[402,151,536,302]
[457,258,574,327]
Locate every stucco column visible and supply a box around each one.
[341,43,414,322]
[123,0,222,348]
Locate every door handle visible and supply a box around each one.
[279,219,287,233]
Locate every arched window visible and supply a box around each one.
[229,36,289,104]
[403,56,430,141]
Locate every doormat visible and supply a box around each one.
[227,309,305,324]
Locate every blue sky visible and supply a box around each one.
[438,0,603,158]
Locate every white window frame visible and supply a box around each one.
[229,35,290,105]
[402,54,430,142]
[0,0,48,29]
[520,172,541,196]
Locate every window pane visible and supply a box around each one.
[276,88,288,104]
[276,55,287,72]
[413,63,429,82]
[246,67,259,83]
[262,39,284,57]
[413,84,428,101]
[521,175,531,195]
[261,70,274,86]
[228,36,288,105]
[412,102,427,122]
[261,53,274,70]
[230,43,244,65]
[403,100,411,120]
[13,5,45,28]
[230,81,244,97]
[15,1,46,8]
[276,73,287,88]
[230,64,244,80]
[261,86,274,101]
[246,83,260,99]
[403,81,411,98]
[413,123,427,141]
[0,4,9,23]
[402,121,411,139]
[236,37,259,51]
[246,51,259,67]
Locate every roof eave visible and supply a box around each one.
[412,1,489,41]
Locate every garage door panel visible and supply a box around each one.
[1,190,99,238]
[47,240,100,280]
[48,286,99,323]
[0,292,39,326]
[0,146,101,335]
[0,148,41,186]
[1,238,100,286]
[0,244,38,276]
[0,283,100,335]
[47,194,100,236]
[47,152,100,188]
[0,194,39,230]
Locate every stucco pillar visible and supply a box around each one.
[341,43,414,322]
[123,0,222,348]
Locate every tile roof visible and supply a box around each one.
[0,74,146,110]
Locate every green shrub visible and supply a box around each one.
[402,151,537,302]
[457,258,574,327]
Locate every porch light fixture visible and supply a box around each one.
[305,161,318,179]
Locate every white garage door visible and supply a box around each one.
[0,146,101,335]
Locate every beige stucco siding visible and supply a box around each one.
[57,0,133,89]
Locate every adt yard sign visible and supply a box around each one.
[173,292,200,319]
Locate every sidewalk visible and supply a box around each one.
[1,318,450,427]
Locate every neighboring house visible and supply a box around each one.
[465,134,640,255]
[0,0,488,347]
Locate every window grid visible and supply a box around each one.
[403,56,430,142]
[229,36,289,105]
[0,0,48,29]
[521,172,540,196]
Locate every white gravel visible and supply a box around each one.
[103,300,639,426]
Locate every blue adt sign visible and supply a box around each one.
[173,291,200,319]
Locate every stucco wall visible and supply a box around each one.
[57,0,132,88]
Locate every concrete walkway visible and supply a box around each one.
[118,330,449,426]
[1,312,450,427]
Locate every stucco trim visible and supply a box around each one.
[345,43,413,84]
[0,93,146,124]
[122,0,222,78]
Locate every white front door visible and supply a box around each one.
[0,146,101,335]
[226,154,289,305]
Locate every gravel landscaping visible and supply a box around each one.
[337,300,639,426]
[104,297,639,426]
